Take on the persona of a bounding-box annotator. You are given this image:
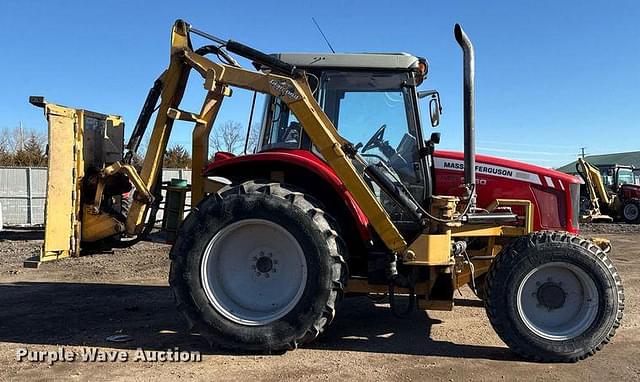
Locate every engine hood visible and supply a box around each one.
[434,150,581,189]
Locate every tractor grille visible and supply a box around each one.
[570,183,580,230]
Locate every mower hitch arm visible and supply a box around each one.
[188,22,299,77]
[225,40,302,78]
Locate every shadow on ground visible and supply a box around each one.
[310,296,514,361]
[0,282,515,361]
[0,229,44,241]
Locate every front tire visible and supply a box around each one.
[169,181,347,352]
[485,231,624,362]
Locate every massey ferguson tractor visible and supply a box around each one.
[29,20,623,362]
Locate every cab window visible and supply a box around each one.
[260,97,301,150]
[618,168,634,185]
[319,71,421,185]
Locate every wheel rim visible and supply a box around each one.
[201,219,307,326]
[516,262,599,340]
[624,203,639,221]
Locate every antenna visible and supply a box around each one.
[311,17,336,53]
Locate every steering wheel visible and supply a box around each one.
[282,122,301,143]
[362,124,387,153]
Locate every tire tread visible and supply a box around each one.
[170,180,347,352]
[484,231,624,362]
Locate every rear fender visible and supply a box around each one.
[203,150,371,242]
[621,184,640,200]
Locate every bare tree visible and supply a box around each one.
[0,128,12,165]
[245,123,261,154]
[210,120,244,155]
[209,120,263,157]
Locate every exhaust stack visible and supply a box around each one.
[454,24,476,203]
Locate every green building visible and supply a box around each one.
[557,151,640,175]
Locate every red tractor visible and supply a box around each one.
[194,40,620,360]
[204,52,586,291]
[33,21,623,362]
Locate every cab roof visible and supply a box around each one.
[273,52,422,71]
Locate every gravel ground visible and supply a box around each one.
[0,228,638,381]
[580,222,640,235]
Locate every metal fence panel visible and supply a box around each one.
[0,167,192,227]
[0,167,29,197]
[30,168,48,197]
[0,167,43,225]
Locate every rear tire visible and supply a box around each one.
[485,231,624,362]
[169,181,347,352]
[622,199,640,224]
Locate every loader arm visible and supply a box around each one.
[577,157,612,210]
[122,20,407,252]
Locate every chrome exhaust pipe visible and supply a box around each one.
[454,24,476,202]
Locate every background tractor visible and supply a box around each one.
[29,20,623,362]
[577,157,640,223]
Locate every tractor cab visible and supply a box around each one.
[257,52,438,227]
[597,164,640,194]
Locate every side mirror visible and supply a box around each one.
[418,90,442,127]
[429,97,440,127]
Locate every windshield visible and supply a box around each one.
[319,71,421,185]
[618,168,637,185]
[600,167,615,186]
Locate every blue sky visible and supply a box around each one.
[0,1,638,168]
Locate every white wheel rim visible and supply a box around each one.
[624,204,639,221]
[200,219,307,326]
[516,262,599,340]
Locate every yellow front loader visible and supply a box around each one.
[28,20,623,362]
[577,157,640,223]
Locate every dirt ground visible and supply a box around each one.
[0,225,638,381]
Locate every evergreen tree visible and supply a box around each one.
[163,144,191,168]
